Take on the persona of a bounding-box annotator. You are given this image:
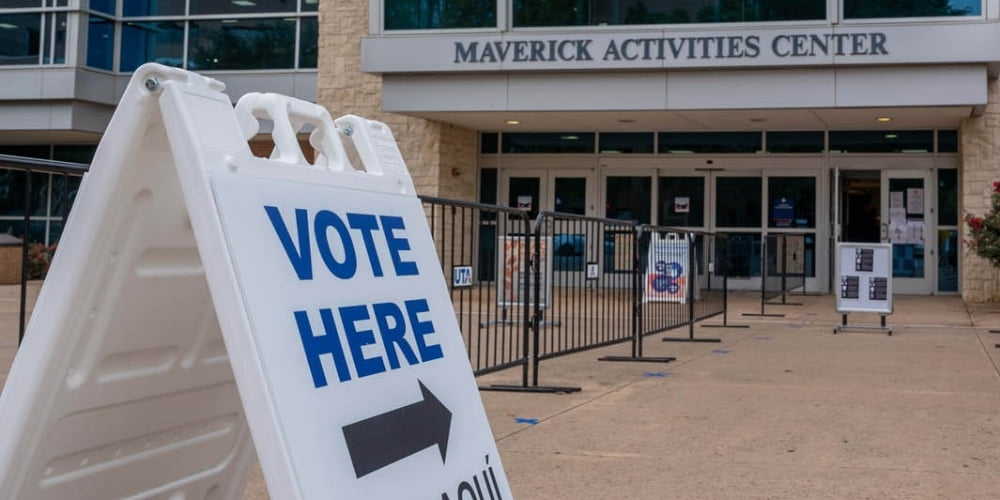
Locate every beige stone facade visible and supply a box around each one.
[316,0,477,201]
[961,78,1000,302]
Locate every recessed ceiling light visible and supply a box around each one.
[876,117,891,122]
[505,120,519,125]
[561,135,579,140]
[748,118,768,123]
[0,23,18,29]
[617,119,636,123]
[231,0,257,6]
[885,133,898,139]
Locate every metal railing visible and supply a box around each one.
[745,233,808,317]
[0,154,89,344]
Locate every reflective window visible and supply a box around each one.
[120,21,184,71]
[188,18,296,70]
[660,132,761,154]
[514,0,825,26]
[605,176,651,224]
[722,232,762,277]
[190,0,296,15]
[480,133,498,154]
[87,15,114,70]
[829,130,933,153]
[938,169,958,226]
[658,176,704,227]
[0,14,40,65]
[938,229,959,292]
[845,0,980,18]
[88,0,115,14]
[302,0,318,12]
[124,0,185,17]
[385,0,496,30]
[716,177,761,227]
[479,168,497,204]
[599,133,654,154]
[299,16,317,67]
[44,12,67,64]
[938,130,958,153]
[768,177,815,228]
[0,1,44,7]
[502,133,595,154]
[766,131,824,153]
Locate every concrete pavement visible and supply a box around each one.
[3,284,1000,499]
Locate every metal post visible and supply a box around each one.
[18,171,32,345]
[687,234,696,340]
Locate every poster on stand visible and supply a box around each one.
[643,233,689,304]
[497,236,551,308]
[836,242,892,314]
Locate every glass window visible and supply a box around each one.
[87,15,114,70]
[938,229,959,292]
[768,177,815,228]
[385,0,496,30]
[599,133,654,154]
[722,232,762,277]
[190,0,296,15]
[502,133,595,154]
[508,176,539,220]
[88,0,115,14]
[0,170,49,217]
[188,18,296,70]
[658,176,704,227]
[120,21,184,71]
[480,133,498,154]
[659,132,762,154]
[0,14,40,66]
[299,16,317,68]
[716,177,761,227]
[124,0,185,17]
[514,0,825,26]
[938,130,958,153]
[937,169,958,226]
[553,177,587,215]
[829,130,934,153]
[52,144,97,163]
[845,0,980,18]
[0,1,44,7]
[766,131,824,153]
[50,174,82,218]
[301,0,318,12]
[479,168,497,204]
[605,176,651,224]
[47,12,66,64]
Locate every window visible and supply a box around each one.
[88,0,115,15]
[120,21,184,71]
[829,130,933,153]
[599,133,654,154]
[86,15,114,70]
[385,0,496,30]
[188,18,297,70]
[660,132,761,154]
[767,177,815,228]
[299,16,317,68]
[190,0,296,15]
[938,130,958,153]
[716,177,761,227]
[480,133,498,154]
[0,14,40,65]
[605,176,651,224]
[658,177,704,227]
[844,0,980,19]
[938,169,958,226]
[301,0,318,12]
[514,0,825,27]
[766,131,824,153]
[124,0,184,17]
[502,133,595,154]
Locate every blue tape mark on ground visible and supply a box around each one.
[515,418,539,425]
[754,336,772,340]
[644,372,673,378]
[712,349,731,354]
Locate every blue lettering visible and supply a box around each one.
[314,210,357,279]
[380,215,419,276]
[372,302,419,369]
[340,305,386,378]
[265,206,313,280]
[294,309,352,387]
[405,299,443,362]
[347,213,384,277]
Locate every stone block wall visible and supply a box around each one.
[960,78,1000,302]
[316,0,477,201]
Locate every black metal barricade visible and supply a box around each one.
[420,196,533,388]
[0,154,89,345]
[744,233,807,317]
[700,233,749,329]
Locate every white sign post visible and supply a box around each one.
[0,64,512,499]
[834,242,893,335]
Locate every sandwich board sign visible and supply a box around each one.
[0,64,512,499]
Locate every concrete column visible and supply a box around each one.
[960,77,1000,302]
[316,0,477,200]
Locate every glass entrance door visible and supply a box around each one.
[882,170,933,294]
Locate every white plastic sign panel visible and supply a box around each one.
[0,64,512,500]
[836,243,892,314]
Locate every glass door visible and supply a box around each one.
[882,169,933,294]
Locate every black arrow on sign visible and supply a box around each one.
[342,380,453,478]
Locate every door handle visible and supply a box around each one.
[881,223,889,242]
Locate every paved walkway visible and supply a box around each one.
[3,285,1000,499]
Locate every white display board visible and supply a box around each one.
[0,64,511,500]
[643,233,690,304]
[835,243,893,314]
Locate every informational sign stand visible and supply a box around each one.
[834,242,893,335]
[0,64,512,499]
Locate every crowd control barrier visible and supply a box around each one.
[744,233,807,318]
[0,154,89,345]
[419,196,533,387]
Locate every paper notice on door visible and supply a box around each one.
[891,220,924,244]
[906,221,924,244]
[906,188,924,214]
[889,207,906,226]
[890,191,904,209]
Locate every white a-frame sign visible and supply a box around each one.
[0,64,512,500]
